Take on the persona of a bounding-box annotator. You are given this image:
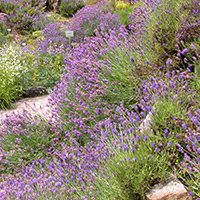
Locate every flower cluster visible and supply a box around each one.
[69,1,122,42]
[0,0,199,199]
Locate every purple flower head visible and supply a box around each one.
[181,48,188,55]
[193,9,199,15]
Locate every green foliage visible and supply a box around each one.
[0,115,54,174]
[0,22,13,45]
[176,153,200,198]
[0,45,32,109]
[33,54,63,90]
[85,0,103,5]
[99,46,139,109]
[97,130,176,199]
[115,0,130,10]
[22,50,63,91]
[114,5,134,27]
[151,83,200,136]
[145,0,184,66]
[0,2,17,14]
[59,0,85,18]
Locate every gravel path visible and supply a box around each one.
[0,95,53,121]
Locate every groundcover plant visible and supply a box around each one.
[0,0,199,199]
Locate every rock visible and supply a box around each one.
[0,13,9,25]
[23,86,48,98]
[139,112,153,133]
[146,177,192,200]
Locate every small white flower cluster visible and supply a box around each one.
[0,44,28,87]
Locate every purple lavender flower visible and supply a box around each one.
[181,48,188,55]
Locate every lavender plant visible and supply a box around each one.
[69,1,122,42]
[7,0,48,34]
[0,0,199,199]
[37,22,68,54]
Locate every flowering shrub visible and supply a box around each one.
[0,0,200,199]
[37,22,68,54]
[69,1,122,42]
[59,0,85,18]
[0,0,23,14]
[7,0,48,34]
[0,45,31,109]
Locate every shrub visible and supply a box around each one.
[96,118,176,199]
[0,112,55,174]
[69,1,122,42]
[114,5,134,27]
[59,0,85,18]
[0,21,13,45]
[85,0,102,5]
[0,44,32,109]
[7,0,48,34]
[0,0,22,14]
[116,0,129,10]
[37,22,68,54]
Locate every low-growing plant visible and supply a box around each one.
[0,112,55,174]
[91,110,181,199]
[59,0,85,18]
[0,44,32,109]
[37,22,68,54]
[69,1,122,42]
[7,0,48,34]
[114,5,134,27]
[21,45,64,91]
[0,21,10,44]
[0,0,22,14]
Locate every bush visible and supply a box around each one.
[85,0,105,5]
[0,0,22,14]
[0,45,32,109]
[37,22,68,54]
[69,1,122,42]
[114,5,134,27]
[0,112,56,174]
[0,22,13,44]
[7,0,48,34]
[59,0,85,18]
